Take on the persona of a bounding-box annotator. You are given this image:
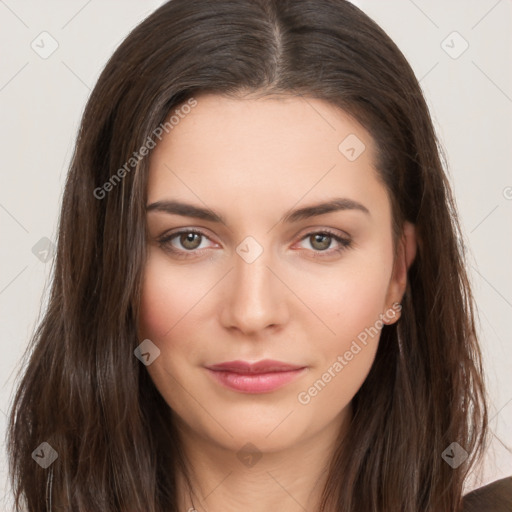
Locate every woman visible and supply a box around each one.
[7,0,509,510]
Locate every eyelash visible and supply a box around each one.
[157,228,352,260]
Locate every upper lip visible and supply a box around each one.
[206,359,305,374]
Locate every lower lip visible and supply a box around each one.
[205,368,307,393]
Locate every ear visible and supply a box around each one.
[383,221,417,324]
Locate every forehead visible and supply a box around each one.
[146,93,388,224]
[153,92,375,160]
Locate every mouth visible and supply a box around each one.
[205,359,307,393]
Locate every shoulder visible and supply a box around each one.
[462,476,512,512]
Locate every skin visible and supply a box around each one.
[137,92,417,512]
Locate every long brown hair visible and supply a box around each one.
[7,0,488,510]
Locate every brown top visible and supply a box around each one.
[462,476,512,511]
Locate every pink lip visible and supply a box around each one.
[205,359,307,393]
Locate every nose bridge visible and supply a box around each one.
[222,235,286,333]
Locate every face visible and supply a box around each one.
[137,92,411,454]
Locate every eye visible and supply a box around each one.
[296,229,352,258]
[157,229,217,259]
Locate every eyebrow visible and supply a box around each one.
[146,197,370,224]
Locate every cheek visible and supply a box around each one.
[138,269,170,342]
[297,272,388,414]
[137,254,198,410]
[336,268,390,334]
[297,245,393,396]
[137,251,206,341]
[298,250,393,345]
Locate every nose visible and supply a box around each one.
[220,243,289,336]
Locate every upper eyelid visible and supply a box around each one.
[161,228,218,245]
